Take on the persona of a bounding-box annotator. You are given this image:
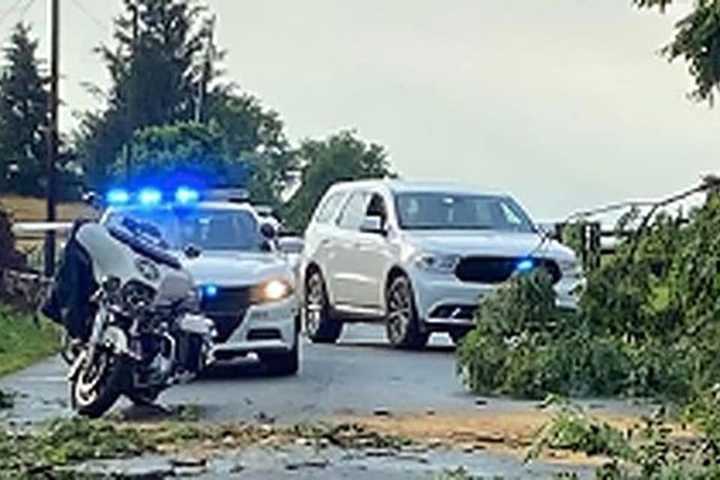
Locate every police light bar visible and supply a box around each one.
[105,186,202,207]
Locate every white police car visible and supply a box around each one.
[101,187,300,375]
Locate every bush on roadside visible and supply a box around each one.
[457,271,632,399]
[458,194,720,405]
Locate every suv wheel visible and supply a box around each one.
[304,270,343,343]
[386,276,429,349]
[449,328,472,345]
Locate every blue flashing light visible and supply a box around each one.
[106,188,130,205]
[138,188,163,206]
[175,186,200,204]
[516,259,535,273]
[203,284,219,298]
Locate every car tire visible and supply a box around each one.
[126,388,161,407]
[385,275,429,349]
[304,270,343,344]
[261,334,300,376]
[449,328,471,345]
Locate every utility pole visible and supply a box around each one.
[44,0,60,277]
[126,1,139,182]
[195,15,215,124]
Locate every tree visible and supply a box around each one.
[116,121,243,186]
[206,90,296,208]
[634,0,720,104]
[76,0,216,188]
[0,23,48,195]
[284,131,396,231]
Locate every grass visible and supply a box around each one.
[0,305,60,377]
[0,195,89,221]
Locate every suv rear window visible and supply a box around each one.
[313,192,345,224]
[337,191,370,230]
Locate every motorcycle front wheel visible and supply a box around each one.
[71,349,129,418]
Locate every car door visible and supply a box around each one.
[350,192,394,310]
[329,190,371,306]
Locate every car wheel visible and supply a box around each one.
[126,388,161,407]
[449,328,471,345]
[385,276,429,349]
[261,333,300,376]
[304,270,343,344]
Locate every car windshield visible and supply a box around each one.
[395,192,535,232]
[107,207,264,252]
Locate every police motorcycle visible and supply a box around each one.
[43,209,216,418]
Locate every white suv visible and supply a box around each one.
[301,181,583,348]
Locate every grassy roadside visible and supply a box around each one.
[0,304,60,377]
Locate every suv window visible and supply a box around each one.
[314,192,345,224]
[337,191,370,230]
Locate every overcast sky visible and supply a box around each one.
[1,0,715,220]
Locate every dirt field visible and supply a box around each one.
[0,195,90,221]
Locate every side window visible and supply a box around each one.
[314,192,345,224]
[337,191,370,230]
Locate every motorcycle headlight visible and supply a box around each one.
[252,279,294,304]
[121,280,157,311]
[414,252,461,274]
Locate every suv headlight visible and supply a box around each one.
[252,279,294,304]
[414,252,461,274]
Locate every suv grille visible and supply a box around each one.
[455,257,562,285]
[201,286,252,342]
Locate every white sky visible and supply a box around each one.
[1,0,715,220]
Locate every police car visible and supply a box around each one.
[101,186,300,375]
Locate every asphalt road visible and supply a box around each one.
[1,323,642,425]
[1,323,645,478]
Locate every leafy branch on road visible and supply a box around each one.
[0,416,417,478]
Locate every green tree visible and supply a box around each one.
[0,23,48,195]
[76,0,216,188]
[284,131,396,231]
[634,0,720,104]
[206,90,295,207]
[116,121,240,185]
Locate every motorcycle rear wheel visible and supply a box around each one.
[71,349,129,419]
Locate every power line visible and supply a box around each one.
[67,0,107,33]
[16,0,38,22]
[0,0,32,30]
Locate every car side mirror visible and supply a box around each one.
[260,222,277,240]
[184,244,202,259]
[360,215,386,235]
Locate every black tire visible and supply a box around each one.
[449,329,471,345]
[126,389,161,407]
[71,350,129,419]
[385,276,429,349]
[261,335,300,376]
[304,270,343,344]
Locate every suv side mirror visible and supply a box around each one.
[360,215,386,235]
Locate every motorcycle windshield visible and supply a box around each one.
[105,214,182,270]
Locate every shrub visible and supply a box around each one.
[457,272,632,399]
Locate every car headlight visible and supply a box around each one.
[414,252,461,274]
[253,279,294,303]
